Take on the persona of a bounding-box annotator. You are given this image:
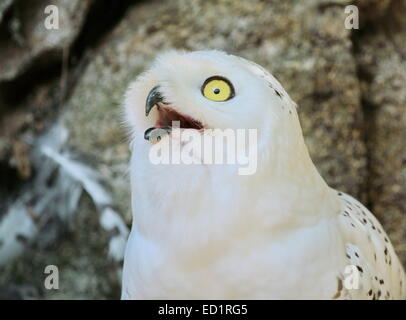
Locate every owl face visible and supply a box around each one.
[125,50,296,146]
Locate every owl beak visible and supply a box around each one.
[144,126,172,142]
[144,86,204,142]
[146,86,166,116]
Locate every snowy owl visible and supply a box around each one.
[121,50,406,300]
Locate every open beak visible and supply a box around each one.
[144,86,204,142]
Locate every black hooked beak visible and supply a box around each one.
[145,86,167,116]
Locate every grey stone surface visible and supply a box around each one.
[0,0,92,82]
[0,0,93,164]
[0,0,13,25]
[354,0,406,263]
[0,196,121,300]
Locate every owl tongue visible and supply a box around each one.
[155,104,203,130]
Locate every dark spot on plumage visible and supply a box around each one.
[377,290,381,298]
[351,223,356,228]
[362,218,367,224]
[372,293,377,300]
[368,289,373,296]
[377,228,382,234]
[346,253,351,259]
[356,265,363,273]
[375,276,378,281]
[355,252,359,258]
[374,253,377,261]
[274,89,283,99]
[384,247,388,256]
[338,192,342,196]
[384,237,389,243]
[372,225,376,230]
[380,279,384,285]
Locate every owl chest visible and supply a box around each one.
[126,219,343,299]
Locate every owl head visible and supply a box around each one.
[124,50,313,177]
[127,50,300,134]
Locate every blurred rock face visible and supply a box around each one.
[0,0,405,299]
[355,0,406,263]
[0,0,93,164]
[0,0,92,82]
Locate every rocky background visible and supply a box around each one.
[0,0,404,299]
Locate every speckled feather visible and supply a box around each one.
[336,192,406,299]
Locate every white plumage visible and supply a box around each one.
[121,50,406,299]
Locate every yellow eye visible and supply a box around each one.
[201,76,235,102]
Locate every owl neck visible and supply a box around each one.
[250,117,341,228]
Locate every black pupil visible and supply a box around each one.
[213,88,220,94]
